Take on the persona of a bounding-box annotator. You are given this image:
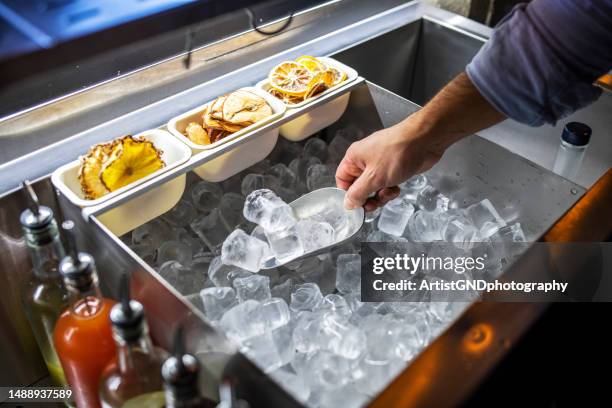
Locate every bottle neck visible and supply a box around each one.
[115,325,155,374]
[66,280,104,317]
[26,224,65,279]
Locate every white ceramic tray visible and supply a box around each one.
[256,57,358,141]
[52,129,190,235]
[167,87,286,181]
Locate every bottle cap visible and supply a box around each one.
[110,274,145,342]
[561,122,592,147]
[59,220,96,290]
[20,181,54,231]
[162,326,200,402]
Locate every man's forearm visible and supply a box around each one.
[395,72,506,156]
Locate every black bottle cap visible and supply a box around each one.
[110,274,145,342]
[20,181,54,231]
[59,220,96,289]
[561,122,592,147]
[162,326,200,402]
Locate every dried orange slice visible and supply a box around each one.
[328,66,347,86]
[296,56,328,73]
[268,61,313,96]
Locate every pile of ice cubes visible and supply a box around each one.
[220,188,343,272]
[123,126,528,408]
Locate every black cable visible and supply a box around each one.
[245,7,293,35]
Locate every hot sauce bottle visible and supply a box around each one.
[54,220,116,408]
[99,275,167,407]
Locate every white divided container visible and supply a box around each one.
[256,57,358,141]
[167,87,286,182]
[52,129,191,236]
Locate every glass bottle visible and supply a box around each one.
[54,221,117,408]
[19,183,69,387]
[162,328,215,408]
[552,121,592,180]
[99,275,167,407]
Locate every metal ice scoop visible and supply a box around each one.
[260,187,365,269]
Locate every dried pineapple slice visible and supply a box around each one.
[100,136,164,192]
[78,142,114,200]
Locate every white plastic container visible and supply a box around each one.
[256,57,358,141]
[167,87,286,182]
[52,129,191,236]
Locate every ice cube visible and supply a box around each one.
[271,277,293,303]
[208,256,251,287]
[243,189,296,232]
[132,219,170,247]
[442,214,479,250]
[296,219,335,253]
[335,254,361,294]
[318,384,369,408]
[191,181,223,213]
[221,229,268,272]
[163,199,197,227]
[377,197,415,237]
[407,210,450,242]
[259,297,291,329]
[241,332,284,373]
[200,287,238,321]
[190,209,227,252]
[250,226,273,264]
[220,173,243,194]
[416,185,450,212]
[233,274,271,302]
[327,133,352,165]
[218,193,246,231]
[306,164,336,190]
[241,173,265,196]
[290,282,323,312]
[303,137,328,162]
[310,206,349,239]
[265,163,297,188]
[219,300,265,341]
[491,222,528,259]
[317,294,351,318]
[265,224,304,263]
[269,137,302,165]
[157,240,193,267]
[399,174,428,201]
[271,324,295,367]
[289,156,322,183]
[322,312,367,359]
[465,198,507,238]
[366,229,409,243]
[171,227,202,255]
[158,261,206,295]
[302,350,352,392]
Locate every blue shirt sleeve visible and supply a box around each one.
[466,0,612,126]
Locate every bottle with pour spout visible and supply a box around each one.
[162,327,216,408]
[99,274,167,407]
[19,181,69,387]
[53,220,117,408]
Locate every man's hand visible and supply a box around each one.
[336,122,443,211]
[336,72,505,211]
